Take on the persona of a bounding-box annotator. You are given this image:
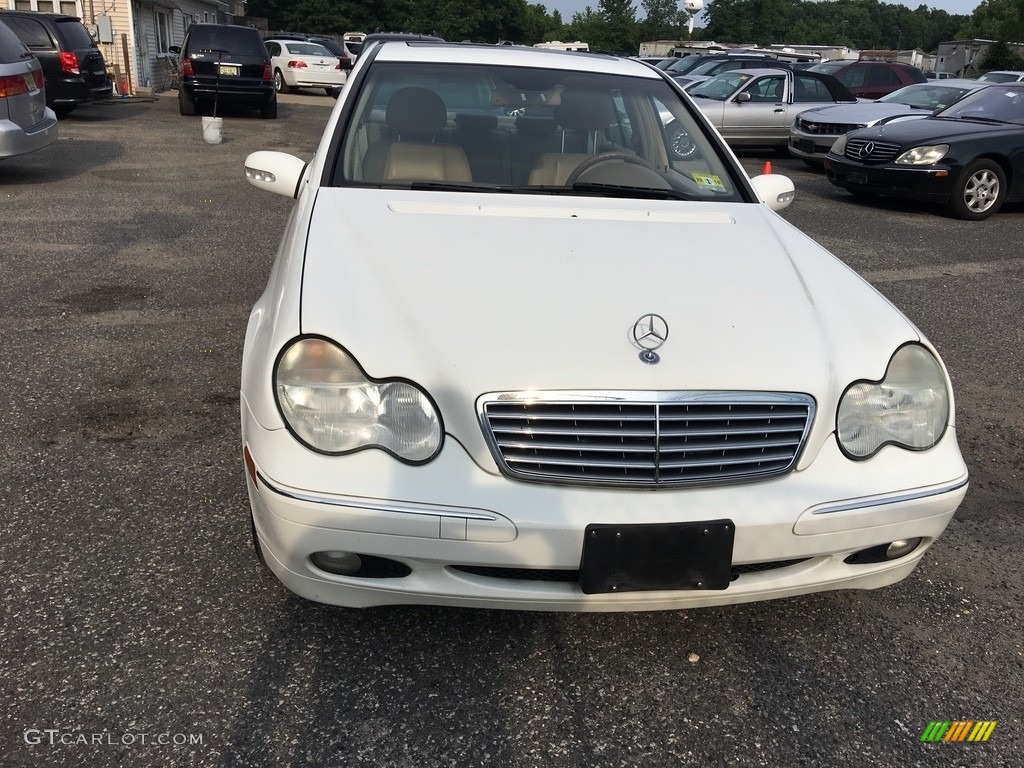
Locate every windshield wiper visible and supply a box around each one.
[936,115,1011,124]
[563,182,694,200]
[404,182,693,200]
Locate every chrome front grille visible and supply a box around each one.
[796,118,863,136]
[479,392,815,487]
[844,138,902,164]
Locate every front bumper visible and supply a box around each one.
[242,395,968,612]
[824,155,955,203]
[789,131,840,162]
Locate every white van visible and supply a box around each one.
[533,41,589,52]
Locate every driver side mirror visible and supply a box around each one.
[735,91,752,103]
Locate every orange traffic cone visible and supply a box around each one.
[762,160,772,175]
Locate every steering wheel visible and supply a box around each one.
[665,120,698,160]
[564,152,653,186]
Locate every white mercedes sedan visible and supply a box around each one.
[240,42,967,612]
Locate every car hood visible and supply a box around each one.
[798,102,924,125]
[299,189,919,458]
[858,116,1015,144]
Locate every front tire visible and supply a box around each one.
[947,159,1005,220]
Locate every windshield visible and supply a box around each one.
[880,83,973,109]
[688,72,753,100]
[285,42,334,56]
[937,85,1024,124]
[333,61,745,202]
[663,56,706,75]
[978,72,1023,83]
[807,61,845,75]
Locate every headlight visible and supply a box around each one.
[895,144,949,165]
[830,133,848,155]
[837,344,950,460]
[274,337,442,462]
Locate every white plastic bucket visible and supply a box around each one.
[201,116,223,145]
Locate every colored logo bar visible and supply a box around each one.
[920,721,997,742]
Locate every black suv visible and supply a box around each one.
[172,24,276,119]
[0,9,112,115]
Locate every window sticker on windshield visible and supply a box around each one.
[692,173,726,192]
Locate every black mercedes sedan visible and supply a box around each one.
[824,83,1024,220]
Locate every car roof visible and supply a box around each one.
[370,41,662,78]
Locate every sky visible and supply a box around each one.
[545,0,984,25]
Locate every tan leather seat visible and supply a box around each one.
[528,89,618,186]
[363,87,472,183]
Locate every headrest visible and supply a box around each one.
[386,87,447,134]
[554,89,616,132]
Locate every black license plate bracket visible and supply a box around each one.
[579,521,734,595]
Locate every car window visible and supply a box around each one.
[939,85,1024,123]
[835,66,865,88]
[333,61,743,200]
[54,18,96,49]
[2,16,53,49]
[866,67,899,87]
[285,42,333,56]
[793,75,829,102]
[746,75,785,102]
[187,26,266,57]
[0,18,33,61]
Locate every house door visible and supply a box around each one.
[132,0,153,88]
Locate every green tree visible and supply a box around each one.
[640,0,682,40]
[976,40,1024,71]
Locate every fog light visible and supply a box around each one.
[844,538,923,565]
[310,550,362,575]
[885,538,922,560]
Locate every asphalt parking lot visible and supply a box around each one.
[1,90,1021,767]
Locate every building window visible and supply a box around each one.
[10,0,81,10]
[154,8,171,53]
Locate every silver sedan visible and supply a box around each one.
[686,68,857,148]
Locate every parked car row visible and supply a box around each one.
[0,8,111,117]
[658,57,1022,221]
